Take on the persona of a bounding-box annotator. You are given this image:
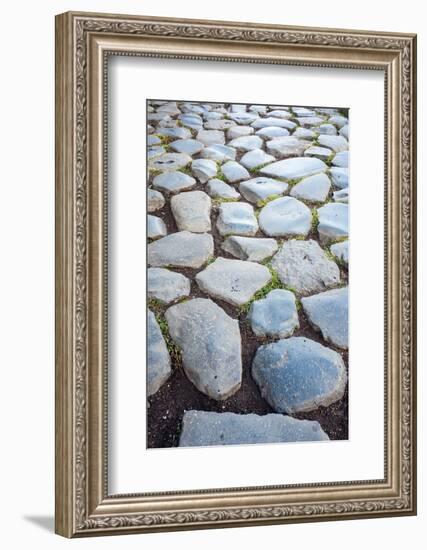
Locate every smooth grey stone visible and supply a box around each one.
[165,299,242,400]
[216,202,258,236]
[330,167,349,189]
[304,146,333,160]
[178,113,203,130]
[221,161,250,183]
[302,287,349,349]
[179,410,329,447]
[169,139,204,155]
[290,173,331,203]
[191,158,218,183]
[203,111,224,120]
[252,117,297,130]
[339,124,349,140]
[200,144,236,162]
[330,240,349,265]
[157,127,192,140]
[147,124,155,134]
[239,149,275,170]
[249,105,268,114]
[147,214,167,240]
[266,136,310,157]
[255,126,290,140]
[333,187,349,203]
[152,171,196,194]
[231,104,247,113]
[157,101,180,115]
[318,134,349,152]
[248,289,299,338]
[206,179,241,200]
[147,189,165,212]
[147,113,172,123]
[268,109,293,119]
[196,129,225,146]
[296,116,324,127]
[316,123,338,135]
[147,145,166,159]
[332,150,349,167]
[271,239,340,296]
[196,257,271,306]
[204,119,236,130]
[329,115,348,128]
[181,103,205,115]
[147,135,161,146]
[171,191,212,233]
[227,125,255,140]
[228,135,263,152]
[317,108,340,116]
[221,236,278,262]
[260,157,327,180]
[148,231,214,268]
[293,127,316,139]
[239,177,289,204]
[258,197,311,237]
[292,107,316,116]
[229,112,259,125]
[252,337,347,413]
[149,152,192,172]
[147,267,191,304]
[147,310,171,396]
[317,203,349,243]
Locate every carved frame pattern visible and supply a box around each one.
[55,11,416,537]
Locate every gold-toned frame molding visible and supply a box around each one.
[55,11,417,538]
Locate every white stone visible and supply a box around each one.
[290,173,331,203]
[258,197,312,237]
[196,129,225,146]
[152,171,196,194]
[169,138,204,155]
[255,126,290,140]
[304,146,333,160]
[206,179,241,200]
[191,159,218,183]
[252,117,297,130]
[221,236,278,262]
[149,152,192,172]
[171,191,212,232]
[226,126,254,140]
[221,161,250,183]
[147,215,167,240]
[317,203,349,243]
[147,189,165,212]
[147,310,171,396]
[216,202,258,236]
[239,177,289,204]
[332,150,349,167]
[239,149,275,170]
[260,157,327,180]
[330,167,349,189]
[248,289,299,338]
[200,144,236,162]
[333,187,349,203]
[318,134,349,152]
[228,135,263,152]
[196,257,271,306]
[266,136,310,157]
[148,231,214,268]
[147,268,191,304]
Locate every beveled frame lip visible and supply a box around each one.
[55,11,417,538]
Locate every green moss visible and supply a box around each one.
[178,165,192,176]
[249,162,271,175]
[148,168,162,177]
[285,177,303,187]
[215,170,227,182]
[204,256,216,266]
[311,208,319,232]
[238,264,297,315]
[212,197,239,205]
[155,313,182,364]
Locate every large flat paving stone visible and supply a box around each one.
[196,257,271,306]
[317,203,349,243]
[239,177,289,204]
[318,134,349,152]
[228,135,263,152]
[148,152,192,172]
[252,336,347,413]
[333,187,349,203]
[221,161,250,183]
[191,158,218,183]
[266,136,310,157]
[165,298,242,400]
[221,236,278,262]
[239,149,275,170]
[147,310,171,396]
[171,190,212,233]
[301,287,349,349]
[169,138,204,155]
[271,239,340,296]
[179,410,329,447]
[252,117,297,130]
[200,144,236,162]
[329,167,349,189]
[255,126,290,140]
[332,150,349,167]
[260,157,327,180]
[196,129,225,146]
[227,125,255,140]
[157,126,192,140]
[216,202,258,236]
[148,231,214,268]
[206,178,241,200]
[290,173,331,203]
[148,267,191,304]
[248,289,299,338]
[152,171,196,194]
[258,196,311,237]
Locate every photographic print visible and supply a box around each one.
[147,100,349,449]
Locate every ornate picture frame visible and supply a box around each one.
[55,11,417,537]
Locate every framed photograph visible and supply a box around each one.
[55,11,417,537]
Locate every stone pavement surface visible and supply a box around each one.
[147,100,349,447]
